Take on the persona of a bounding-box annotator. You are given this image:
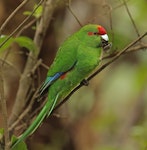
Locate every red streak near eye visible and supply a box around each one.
[88,32,93,36]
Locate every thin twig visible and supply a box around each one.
[66,0,83,27]
[103,43,147,60]
[8,86,41,131]
[0,0,29,34]
[123,0,140,37]
[0,66,10,150]
[102,1,114,43]
[16,18,37,37]
[40,62,50,70]
[0,58,21,76]
[0,0,44,49]
[113,0,130,10]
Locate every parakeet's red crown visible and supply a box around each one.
[97,25,107,35]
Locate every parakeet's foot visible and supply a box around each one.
[81,79,89,86]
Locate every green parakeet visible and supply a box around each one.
[11,24,109,149]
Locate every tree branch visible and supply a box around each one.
[53,32,147,112]
[123,0,140,37]
[0,0,29,35]
[8,0,62,130]
[0,0,44,49]
[0,65,10,150]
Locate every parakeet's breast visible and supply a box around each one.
[76,44,102,75]
[48,45,102,102]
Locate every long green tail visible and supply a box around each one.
[11,94,59,149]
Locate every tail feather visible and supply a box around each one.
[11,94,59,149]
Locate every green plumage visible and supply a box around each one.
[11,24,109,149]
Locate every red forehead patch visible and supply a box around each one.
[97,25,107,35]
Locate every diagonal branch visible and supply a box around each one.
[8,0,63,130]
[0,0,30,35]
[122,0,140,37]
[0,0,44,49]
[53,32,147,112]
[0,66,10,150]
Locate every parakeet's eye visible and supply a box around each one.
[87,25,109,41]
[87,32,98,36]
[93,32,98,35]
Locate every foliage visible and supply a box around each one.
[11,136,27,150]
[23,5,43,18]
[0,35,37,52]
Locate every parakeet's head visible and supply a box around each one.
[77,24,110,50]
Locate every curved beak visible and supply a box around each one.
[101,34,112,51]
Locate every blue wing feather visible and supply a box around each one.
[39,61,77,96]
[39,72,63,95]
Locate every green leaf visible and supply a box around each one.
[0,128,4,149]
[23,5,42,18]
[23,11,31,16]
[0,129,27,150]
[0,35,14,51]
[0,128,4,135]
[15,36,37,52]
[0,128,4,141]
[11,135,27,150]
[33,5,42,18]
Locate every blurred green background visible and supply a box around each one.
[0,0,147,150]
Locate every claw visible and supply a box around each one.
[81,79,89,86]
